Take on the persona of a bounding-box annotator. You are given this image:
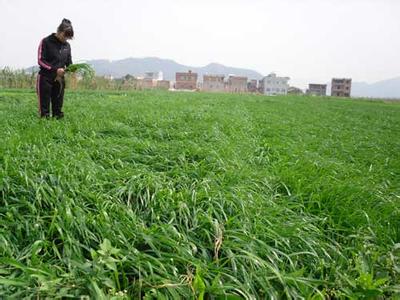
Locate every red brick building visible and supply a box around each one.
[175,70,198,90]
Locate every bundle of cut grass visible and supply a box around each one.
[55,63,95,94]
[65,63,95,79]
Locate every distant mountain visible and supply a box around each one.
[352,77,400,99]
[86,57,264,81]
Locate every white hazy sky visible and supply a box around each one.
[0,0,399,87]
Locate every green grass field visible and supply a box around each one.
[0,89,399,299]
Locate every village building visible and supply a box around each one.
[307,84,327,96]
[331,78,352,97]
[203,75,225,92]
[260,73,290,95]
[247,80,258,93]
[258,79,265,94]
[136,71,168,90]
[156,80,171,90]
[175,70,198,90]
[227,75,248,93]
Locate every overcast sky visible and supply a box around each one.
[0,0,399,86]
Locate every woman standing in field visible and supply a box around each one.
[36,19,73,119]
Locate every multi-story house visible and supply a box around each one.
[331,78,352,97]
[260,73,290,95]
[175,70,198,90]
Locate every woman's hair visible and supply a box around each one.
[57,18,74,38]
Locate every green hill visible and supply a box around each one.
[0,90,399,298]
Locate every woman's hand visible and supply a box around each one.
[57,68,65,77]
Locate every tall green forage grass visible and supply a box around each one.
[0,89,399,298]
